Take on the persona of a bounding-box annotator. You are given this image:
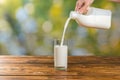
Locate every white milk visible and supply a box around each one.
[54,7,112,70]
[60,18,71,46]
[55,14,71,70]
[61,7,112,46]
[54,45,68,70]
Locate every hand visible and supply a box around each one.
[109,0,120,3]
[75,0,94,14]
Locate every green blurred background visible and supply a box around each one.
[0,0,120,56]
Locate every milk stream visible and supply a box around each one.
[60,17,71,46]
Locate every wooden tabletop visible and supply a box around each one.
[0,56,120,80]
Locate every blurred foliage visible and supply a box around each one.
[0,0,120,56]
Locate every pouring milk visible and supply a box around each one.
[54,7,112,70]
[60,7,112,46]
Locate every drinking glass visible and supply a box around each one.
[54,39,68,71]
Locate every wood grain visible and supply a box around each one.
[0,56,120,80]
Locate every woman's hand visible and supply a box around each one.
[75,0,94,14]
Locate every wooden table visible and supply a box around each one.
[0,56,120,80]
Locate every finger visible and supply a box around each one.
[79,0,93,14]
[75,0,84,11]
[75,1,78,11]
[75,1,80,11]
[79,3,89,14]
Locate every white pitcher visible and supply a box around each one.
[70,7,112,29]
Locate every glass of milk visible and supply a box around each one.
[54,39,68,71]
